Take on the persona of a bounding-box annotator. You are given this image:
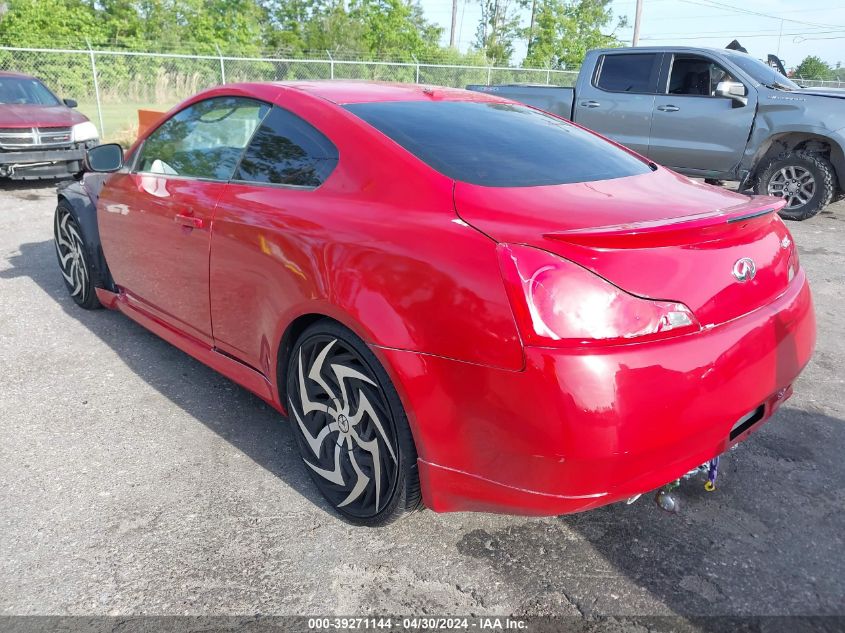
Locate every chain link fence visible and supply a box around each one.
[794,77,845,89]
[0,45,578,142]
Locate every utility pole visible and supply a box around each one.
[491,0,500,49]
[450,0,458,47]
[527,0,537,55]
[632,0,643,46]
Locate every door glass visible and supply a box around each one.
[595,54,658,93]
[668,56,738,96]
[137,97,270,180]
[234,107,338,188]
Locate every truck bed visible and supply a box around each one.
[465,84,575,119]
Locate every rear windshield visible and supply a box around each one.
[344,101,651,187]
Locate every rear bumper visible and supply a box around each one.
[376,270,815,515]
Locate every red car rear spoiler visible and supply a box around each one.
[543,201,784,249]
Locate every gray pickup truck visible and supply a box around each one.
[469,46,845,220]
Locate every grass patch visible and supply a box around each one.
[76,101,175,143]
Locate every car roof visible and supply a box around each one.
[271,80,507,105]
[0,70,37,79]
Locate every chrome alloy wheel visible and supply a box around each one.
[289,335,399,518]
[54,207,89,300]
[767,165,816,210]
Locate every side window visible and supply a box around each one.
[137,97,270,180]
[595,54,659,93]
[668,55,737,96]
[234,107,338,188]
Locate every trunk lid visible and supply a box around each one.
[455,169,795,327]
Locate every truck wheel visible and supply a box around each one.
[755,151,835,221]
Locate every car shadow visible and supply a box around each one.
[1,238,334,517]
[456,404,845,617]
[5,240,844,618]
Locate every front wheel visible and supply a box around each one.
[54,201,101,309]
[285,321,422,526]
[755,151,836,221]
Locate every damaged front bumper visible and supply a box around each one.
[0,144,92,179]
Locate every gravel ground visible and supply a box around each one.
[0,181,843,622]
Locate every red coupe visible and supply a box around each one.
[55,82,815,525]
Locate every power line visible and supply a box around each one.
[794,33,845,41]
[629,6,845,23]
[639,27,845,38]
[641,32,845,41]
[679,0,845,31]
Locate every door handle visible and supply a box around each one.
[656,104,680,112]
[580,100,601,108]
[174,213,204,229]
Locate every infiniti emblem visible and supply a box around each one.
[732,257,756,282]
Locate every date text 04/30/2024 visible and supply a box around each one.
[307,617,528,630]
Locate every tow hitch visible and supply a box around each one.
[629,456,722,513]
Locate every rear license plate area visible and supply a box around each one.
[729,405,765,441]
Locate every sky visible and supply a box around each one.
[420,0,845,70]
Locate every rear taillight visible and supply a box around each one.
[788,243,800,282]
[498,243,699,346]
[776,217,800,283]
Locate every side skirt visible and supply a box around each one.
[95,287,281,412]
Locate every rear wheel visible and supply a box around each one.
[755,151,835,221]
[53,201,101,309]
[285,321,421,526]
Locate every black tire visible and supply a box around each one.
[53,201,102,310]
[285,320,422,526]
[754,151,836,221]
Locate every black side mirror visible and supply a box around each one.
[63,98,78,108]
[84,143,124,173]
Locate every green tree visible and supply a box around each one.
[95,0,149,46]
[523,0,625,70]
[351,0,442,60]
[474,0,525,66]
[794,55,834,81]
[302,1,367,57]
[263,0,320,54]
[263,0,440,60]
[0,0,108,98]
[0,0,268,54]
[178,0,267,55]
[0,0,107,46]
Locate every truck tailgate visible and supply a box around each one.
[465,84,574,119]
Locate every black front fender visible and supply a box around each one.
[56,174,116,292]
